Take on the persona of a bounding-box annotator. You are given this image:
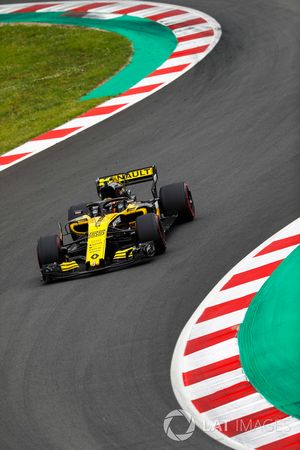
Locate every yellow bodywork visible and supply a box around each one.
[113,247,133,260]
[69,204,149,267]
[60,261,79,271]
[85,214,118,267]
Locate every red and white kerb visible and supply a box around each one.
[0,1,221,172]
[171,218,300,450]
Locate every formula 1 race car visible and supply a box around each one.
[37,166,195,283]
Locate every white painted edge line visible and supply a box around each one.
[171,217,300,450]
[0,0,221,172]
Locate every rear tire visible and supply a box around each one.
[68,203,88,240]
[136,213,166,255]
[37,234,63,268]
[159,182,195,223]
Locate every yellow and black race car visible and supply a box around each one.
[37,166,195,283]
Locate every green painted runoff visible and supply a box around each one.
[0,12,177,99]
[238,245,300,419]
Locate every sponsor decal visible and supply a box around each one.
[88,230,105,238]
[98,167,154,186]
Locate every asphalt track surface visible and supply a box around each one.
[0,0,299,449]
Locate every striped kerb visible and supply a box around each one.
[177,219,300,449]
[0,1,221,172]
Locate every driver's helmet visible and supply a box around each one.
[99,182,124,200]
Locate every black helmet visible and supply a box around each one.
[99,182,123,200]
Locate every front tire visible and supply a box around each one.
[37,234,63,268]
[159,182,195,223]
[136,213,166,255]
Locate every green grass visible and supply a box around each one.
[0,24,132,154]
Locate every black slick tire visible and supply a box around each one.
[159,182,195,223]
[37,234,63,268]
[136,213,166,255]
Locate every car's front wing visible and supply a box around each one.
[40,242,155,283]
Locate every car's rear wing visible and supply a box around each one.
[96,165,158,196]
[97,165,157,187]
